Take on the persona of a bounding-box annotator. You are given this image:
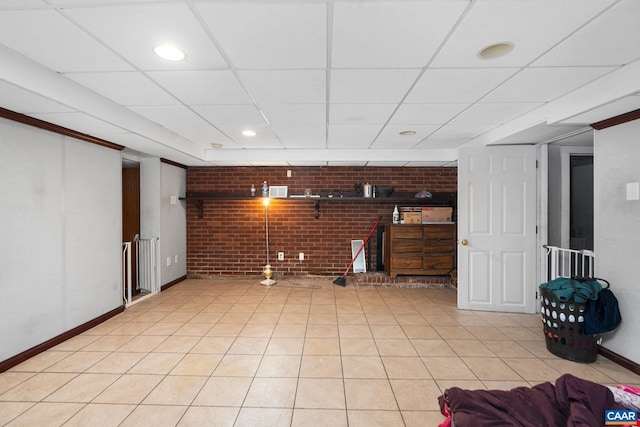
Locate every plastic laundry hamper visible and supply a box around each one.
[539,287,598,363]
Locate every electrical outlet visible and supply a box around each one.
[299,252,304,261]
[277,252,285,261]
[166,257,171,267]
[175,255,179,263]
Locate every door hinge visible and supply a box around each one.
[536,226,538,234]
[536,160,539,168]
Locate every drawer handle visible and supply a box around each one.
[403,261,412,266]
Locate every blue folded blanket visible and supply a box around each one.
[539,277,602,303]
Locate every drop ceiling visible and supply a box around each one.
[1,0,640,166]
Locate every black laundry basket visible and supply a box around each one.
[539,287,598,363]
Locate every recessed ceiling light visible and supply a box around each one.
[242,130,257,137]
[478,42,514,59]
[153,44,186,61]
[211,143,223,149]
[399,130,416,136]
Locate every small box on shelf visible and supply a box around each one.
[421,207,453,223]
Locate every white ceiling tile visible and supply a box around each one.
[163,126,231,148]
[65,72,179,106]
[260,105,326,126]
[415,139,470,149]
[31,112,126,135]
[192,105,266,127]
[431,0,616,68]
[422,124,495,142]
[377,124,440,142]
[450,103,543,125]
[390,103,470,125]
[370,140,421,149]
[0,82,74,114]
[239,70,326,104]
[0,9,133,72]
[271,126,327,148]
[195,2,326,69]
[330,69,421,104]
[216,125,282,149]
[331,1,467,68]
[329,104,397,125]
[327,125,382,148]
[534,0,640,66]
[405,68,518,103]
[0,0,48,8]
[128,106,208,127]
[146,70,252,105]
[483,67,616,103]
[64,3,227,70]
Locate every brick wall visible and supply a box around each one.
[186,166,457,277]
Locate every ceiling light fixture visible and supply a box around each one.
[211,143,223,149]
[478,42,514,59]
[242,130,257,137]
[153,44,186,61]
[399,130,416,136]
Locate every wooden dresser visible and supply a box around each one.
[384,223,456,278]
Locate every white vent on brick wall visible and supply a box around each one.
[269,186,288,198]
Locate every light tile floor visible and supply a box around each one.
[1,278,639,426]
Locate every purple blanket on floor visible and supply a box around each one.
[438,374,625,427]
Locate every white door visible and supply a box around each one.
[458,145,537,313]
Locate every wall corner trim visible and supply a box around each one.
[0,305,125,373]
[0,107,125,151]
[161,158,188,170]
[598,345,640,376]
[591,108,640,130]
[161,275,187,292]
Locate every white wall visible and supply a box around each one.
[140,158,186,285]
[0,118,122,361]
[594,120,640,363]
[161,162,186,283]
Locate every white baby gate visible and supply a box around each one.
[123,236,160,306]
[136,235,160,294]
[544,245,594,281]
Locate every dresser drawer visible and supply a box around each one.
[423,224,454,239]
[384,223,456,278]
[423,239,455,253]
[423,255,454,270]
[391,255,423,270]
[392,239,423,253]
[391,225,423,239]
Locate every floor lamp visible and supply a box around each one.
[260,197,276,286]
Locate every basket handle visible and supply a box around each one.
[572,276,610,290]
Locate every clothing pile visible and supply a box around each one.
[437,374,638,427]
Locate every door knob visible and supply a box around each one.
[460,239,468,246]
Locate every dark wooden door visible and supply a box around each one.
[122,165,140,294]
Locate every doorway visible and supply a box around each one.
[569,155,594,250]
[122,159,140,297]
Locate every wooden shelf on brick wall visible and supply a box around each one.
[181,191,457,219]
